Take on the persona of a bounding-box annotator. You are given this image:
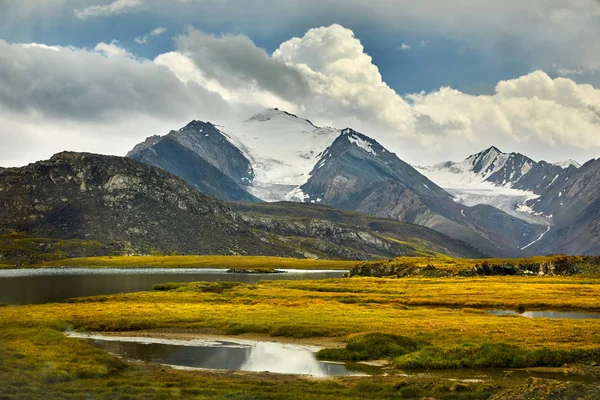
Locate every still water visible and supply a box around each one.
[0,268,346,305]
[487,309,600,319]
[67,333,364,377]
[66,333,599,382]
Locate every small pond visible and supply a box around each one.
[0,268,347,305]
[67,333,366,377]
[487,309,600,319]
[66,333,599,383]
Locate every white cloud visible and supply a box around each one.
[2,24,600,167]
[135,26,167,44]
[75,0,142,20]
[94,40,134,58]
[399,43,411,51]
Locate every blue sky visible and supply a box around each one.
[1,0,600,166]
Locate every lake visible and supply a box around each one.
[0,268,346,305]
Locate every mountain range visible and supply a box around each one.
[0,152,484,264]
[2,108,597,262]
[123,108,598,257]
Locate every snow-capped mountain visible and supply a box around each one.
[415,146,583,225]
[127,109,599,256]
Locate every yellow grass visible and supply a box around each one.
[2,276,600,350]
[28,255,360,270]
[2,275,600,398]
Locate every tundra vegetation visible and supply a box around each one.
[1,268,600,398]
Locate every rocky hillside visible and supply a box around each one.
[233,202,487,259]
[521,158,600,255]
[0,152,280,257]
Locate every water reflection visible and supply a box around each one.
[487,309,600,319]
[67,333,363,377]
[0,268,346,305]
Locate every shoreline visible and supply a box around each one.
[91,329,345,349]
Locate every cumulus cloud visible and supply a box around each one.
[135,27,167,44]
[399,43,411,51]
[75,0,142,20]
[2,24,600,167]
[0,39,236,123]
[94,40,134,58]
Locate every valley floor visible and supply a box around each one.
[1,273,600,398]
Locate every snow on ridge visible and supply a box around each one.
[347,134,377,156]
[551,160,581,169]
[225,110,340,188]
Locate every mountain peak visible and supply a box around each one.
[180,120,214,131]
[482,145,502,155]
[339,128,383,156]
[246,108,317,128]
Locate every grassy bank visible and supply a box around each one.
[351,255,600,276]
[3,255,359,270]
[1,275,600,398]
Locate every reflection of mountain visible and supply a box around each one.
[241,342,328,376]
[93,340,251,371]
[89,337,358,376]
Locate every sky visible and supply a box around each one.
[1,0,600,167]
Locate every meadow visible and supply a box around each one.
[1,272,600,398]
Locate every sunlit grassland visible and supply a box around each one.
[2,276,600,348]
[20,255,360,270]
[1,276,600,398]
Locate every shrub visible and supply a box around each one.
[317,333,424,361]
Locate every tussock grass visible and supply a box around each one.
[317,333,423,361]
[395,343,600,370]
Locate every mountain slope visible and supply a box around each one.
[128,120,258,202]
[520,158,600,255]
[300,129,543,257]
[419,146,577,196]
[130,136,258,202]
[232,201,487,259]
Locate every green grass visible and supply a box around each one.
[0,233,116,267]
[395,343,600,370]
[317,333,600,369]
[351,255,600,276]
[0,328,500,400]
[317,333,423,361]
